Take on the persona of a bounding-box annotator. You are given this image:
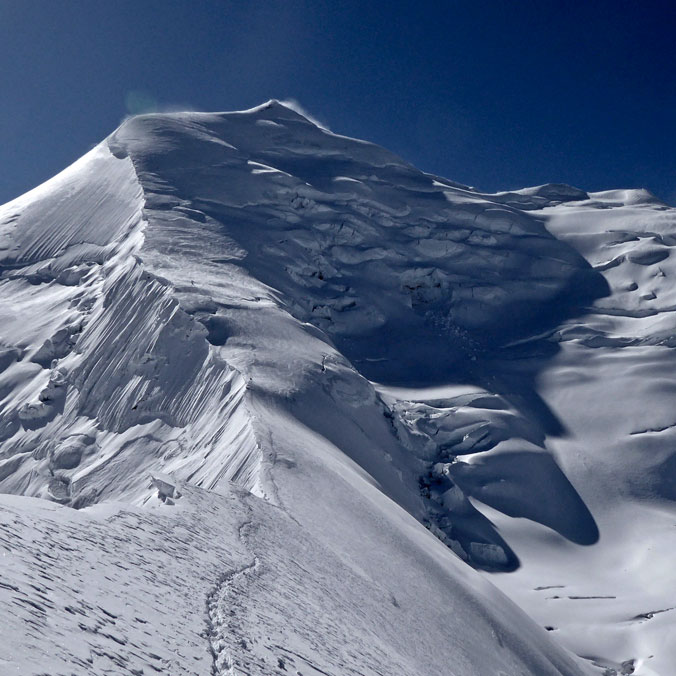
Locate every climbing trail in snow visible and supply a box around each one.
[2,101,675,674]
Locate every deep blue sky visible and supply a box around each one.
[1,0,675,205]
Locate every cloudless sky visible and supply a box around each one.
[1,0,675,204]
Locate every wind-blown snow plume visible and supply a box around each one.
[0,100,674,675]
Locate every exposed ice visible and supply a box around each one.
[1,99,674,674]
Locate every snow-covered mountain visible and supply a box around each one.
[1,100,674,675]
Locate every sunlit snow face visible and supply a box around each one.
[2,102,675,676]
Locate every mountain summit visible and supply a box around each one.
[1,101,674,675]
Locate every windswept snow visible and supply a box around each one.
[0,99,674,675]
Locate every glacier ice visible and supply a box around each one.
[0,100,674,675]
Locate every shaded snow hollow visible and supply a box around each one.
[0,100,674,675]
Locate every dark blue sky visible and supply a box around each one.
[1,0,675,204]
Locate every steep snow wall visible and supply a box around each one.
[0,143,262,505]
[109,103,606,383]
[99,102,608,573]
[4,100,671,674]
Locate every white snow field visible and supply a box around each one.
[0,100,673,675]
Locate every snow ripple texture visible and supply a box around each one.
[1,101,675,675]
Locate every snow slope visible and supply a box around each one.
[0,100,673,675]
[376,189,676,674]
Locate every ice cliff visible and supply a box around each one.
[1,100,674,675]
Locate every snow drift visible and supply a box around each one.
[0,100,674,675]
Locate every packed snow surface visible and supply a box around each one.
[0,100,674,675]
